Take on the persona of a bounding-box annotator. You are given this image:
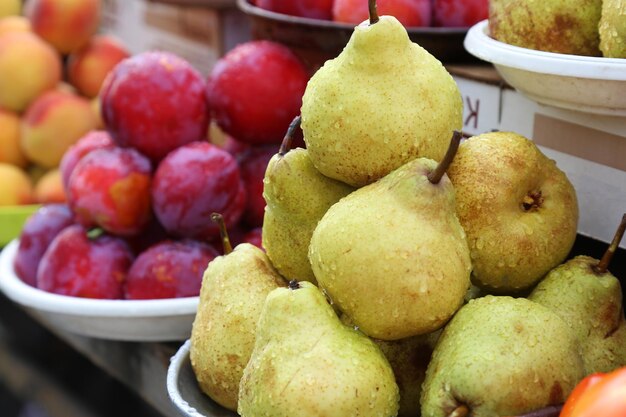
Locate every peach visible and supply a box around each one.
[0,16,32,37]
[91,97,104,129]
[0,0,21,18]
[57,81,78,95]
[0,108,27,167]
[68,35,130,98]
[0,32,62,112]
[0,163,34,206]
[25,0,101,54]
[34,168,66,203]
[21,91,98,168]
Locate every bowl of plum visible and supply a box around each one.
[237,0,486,69]
[0,238,203,341]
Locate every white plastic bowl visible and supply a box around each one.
[167,340,237,417]
[0,240,199,341]
[464,20,626,116]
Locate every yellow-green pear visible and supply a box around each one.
[529,214,626,374]
[341,314,441,417]
[310,132,471,340]
[420,296,586,417]
[238,281,399,417]
[190,214,286,411]
[599,0,626,57]
[447,131,578,293]
[262,116,354,283]
[300,1,462,187]
[376,332,441,417]
[489,0,602,56]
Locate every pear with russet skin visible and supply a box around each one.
[300,0,462,187]
[374,331,442,417]
[489,0,602,56]
[529,214,626,374]
[238,281,399,417]
[599,0,626,58]
[341,314,441,417]
[262,116,354,284]
[190,214,286,411]
[309,132,471,341]
[447,131,578,293]
[420,296,586,417]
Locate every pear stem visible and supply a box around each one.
[368,0,379,24]
[428,131,463,185]
[508,405,563,417]
[211,213,233,255]
[594,213,626,274]
[448,405,469,417]
[278,115,302,156]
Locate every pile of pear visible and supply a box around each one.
[189,3,626,417]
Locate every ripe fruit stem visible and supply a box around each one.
[210,213,233,255]
[506,405,563,417]
[594,213,626,274]
[368,0,379,24]
[448,404,469,417]
[428,131,462,185]
[278,115,301,156]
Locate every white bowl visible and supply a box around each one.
[464,20,626,116]
[167,340,237,417]
[0,240,199,341]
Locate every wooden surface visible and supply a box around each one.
[447,64,509,87]
[46,328,181,417]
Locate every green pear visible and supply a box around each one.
[529,214,626,374]
[599,0,626,57]
[447,131,578,293]
[190,214,286,411]
[341,314,441,417]
[376,332,441,417]
[421,296,586,417]
[300,1,462,187]
[263,116,354,284]
[238,281,399,417]
[309,132,471,340]
[489,0,602,56]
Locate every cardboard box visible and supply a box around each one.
[100,0,251,75]
[450,65,626,248]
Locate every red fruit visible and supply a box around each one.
[239,145,276,227]
[123,219,170,256]
[206,41,309,145]
[37,225,133,299]
[152,142,245,240]
[59,130,114,190]
[333,0,432,27]
[433,0,488,27]
[243,227,263,250]
[124,240,219,299]
[560,368,626,417]
[14,204,74,287]
[257,0,333,20]
[67,35,130,98]
[68,147,152,236]
[100,51,209,162]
